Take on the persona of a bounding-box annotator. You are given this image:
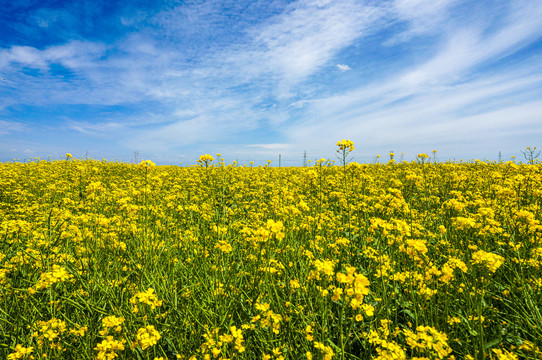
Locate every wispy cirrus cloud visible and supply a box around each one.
[0,41,107,72]
[249,0,383,83]
[0,120,25,135]
[247,143,291,150]
[287,60,542,159]
[275,0,542,160]
[388,0,460,42]
[398,3,542,90]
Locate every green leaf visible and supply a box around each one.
[484,338,501,350]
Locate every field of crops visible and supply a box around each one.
[1,143,542,360]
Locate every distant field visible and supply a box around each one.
[1,150,541,359]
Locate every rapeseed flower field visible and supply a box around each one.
[1,142,541,359]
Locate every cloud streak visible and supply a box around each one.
[0,120,25,135]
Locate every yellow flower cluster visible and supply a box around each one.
[7,344,34,360]
[99,316,125,335]
[403,326,452,359]
[31,318,67,349]
[134,325,161,350]
[471,250,505,273]
[310,259,335,279]
[198,325,246,358]
[29,264,72,292]
[139,159,156,168]
[252,302,284,335]
[130,288,163,313]
[492,348,518,360]
[94,336,126,359]
[266,219,285,240]
[220,326,246,353]
[336,139,355,152]
[314,341,335,360]
[368,321,454,359]
[69,324,88,337]
[215,240,233,253]
[197,154,215,166]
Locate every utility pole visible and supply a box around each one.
[303,150,307,167]
[498,150,502,162]
[279,154,281,167]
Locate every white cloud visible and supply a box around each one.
[0,46,47,68]
[389,0,459,42]
[0,41,106,70]
[398,4,542,90]
[124,96,264,152]
[285,61,542,159]
[247,143,291,151]
[336,64,351,71]
[0,120,25,135]
[218,0,385,88]
[67,121,125,136]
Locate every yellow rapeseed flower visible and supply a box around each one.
[7,344,34,360]
[135,325,161,350]
[471,250,505,273]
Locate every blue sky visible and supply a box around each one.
[1,0,542,164]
